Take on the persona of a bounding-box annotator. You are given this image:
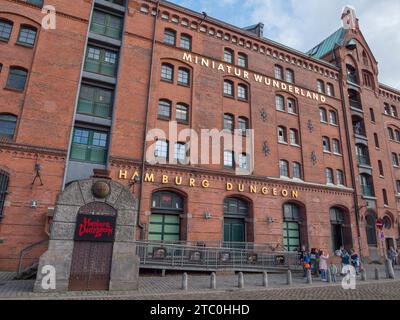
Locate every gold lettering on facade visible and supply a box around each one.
[273,188,278,196]
[292,190,299,198]
[238,184,245,192]
[144,173,154,183]
[282,189,289,197]
[162,175,169,184]
[261,187,269,195]
[189,178,196,187]
[202,180,209,188]
[119,170,128,179]
[175,176,183,185]
[226,182,233,191]
[250,185,257,193]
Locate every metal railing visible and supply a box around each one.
[135,241,301,272]
[16,239,49,278]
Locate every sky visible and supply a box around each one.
[170,0,400,89]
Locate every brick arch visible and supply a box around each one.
[0,11,42,28]
[160,57,193,71]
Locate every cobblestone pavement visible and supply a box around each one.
[0,265,399,300]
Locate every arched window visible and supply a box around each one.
[352,115,366,136]
[392,153,399,167]
[0,114,17,139]
[274,65,283,80]
[336,170,344,185]
[155,140,169,162]
[332,139,341,154]
[161,63,174,82]
[330,207,352,251]
[223,197,249,243]
[319,107,327,122]
[180,33,192,51]
[164,28,176,46]
[378,160,384,176]
[388,127,394,140]
[317,80,325,94]
[237,53,247,68]
[238,153,249,170]
[384,103,391,115]
[383,189,389,206]
[224,150,234,168]
[278,126,287,143]
[383,216,392,229]
[6,67,28,91]
[362,70,374,89]
[362,51,369,66]
[346,64,358,84]
[176,103,189,123]
[360,174,374,197]
[149,191,184,242]
[238,117,249,136]
[0,169,9,219]
[0,19,13,41]
[224,48,234,64]
[177,67,190,86]
[325,168,334,184]
[395,130,400,142]
[329,110,337,125]
[391,105,398,118]
[174,142,187,164]
[322,136,330,152]
[289,129,299,146]
[223,80,234,97]
[356,143,370,165]
[223,113,234,132]
[285,69,294,83]
[365,213,377,246]
[349,89,362,110]
[157,99,172,120]
[237,84,248,100]
[17,25,37,46]
[327,83,335,97]
[279,160,289,177]
[282,203,302,252]
[287,98,297,114]
[292,162,302,179]
[275,95,285,111]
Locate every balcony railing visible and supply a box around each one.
[84,59,117,77]
[353,125,366,137]
[77,99,112,118]
[347,74,358,85]
[90,22,122,40]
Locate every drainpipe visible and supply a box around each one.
[136,0,160,239]
[337,53,364,261]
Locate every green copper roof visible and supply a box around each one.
[307,28,346,59]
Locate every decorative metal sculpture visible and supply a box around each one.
[263,141,270,156]
[260,108,268,122]
[311,151,317,165]
[307,120,314,133]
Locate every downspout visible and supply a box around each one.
[136,0,160,239]
[336,50,364,260]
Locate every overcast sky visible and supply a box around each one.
[170,0,400,89]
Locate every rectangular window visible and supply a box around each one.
[70,128,108,164]
[177,68,189,86]
[90,10,123,40]
[174,143,186,163]
[279,160,289,177]
[0,170,9,219]
[224,151,234,168]
[292,163,301,179]
[180,35,191,51]
[336,170,344,185]
[84,46,118,77]
[6,68,28,91]
[148,214,180,241]
[77,84,113,118]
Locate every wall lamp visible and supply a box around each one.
[267,217,275,224]
[204,211,212,220]
[31,200,38,209]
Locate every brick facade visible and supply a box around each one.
[0,0,399,270]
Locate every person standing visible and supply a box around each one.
[350,249,361,275]
[329,263,338,283]
[319,250,329,282]
[340,247,350,275]
[388,247,398,269]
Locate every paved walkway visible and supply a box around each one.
[0,265,399,300]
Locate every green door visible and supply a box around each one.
[283,221,300,252]
[224,218,246,243]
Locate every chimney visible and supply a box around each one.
[341,5,359,30]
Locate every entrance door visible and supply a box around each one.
[69,241,114,291]
[224,218,246,243]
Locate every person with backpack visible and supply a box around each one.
[340,247,351,275]
[310,248,318,276]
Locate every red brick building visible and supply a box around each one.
[0,0,399,270]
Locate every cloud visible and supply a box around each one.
[171,0,400,88]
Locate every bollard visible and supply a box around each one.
[386,259,395,279]
[374,267,380,281]
[182,272,188,291]
[327,268,332,283]
[210,272,217,290]
[361,269,367,281]
[238,272,244,289]
[263,272,268,287]
[287,270,292,285]
[306,269,313,284]
[161,269,166,277]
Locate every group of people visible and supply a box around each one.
[299,246,362,282]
